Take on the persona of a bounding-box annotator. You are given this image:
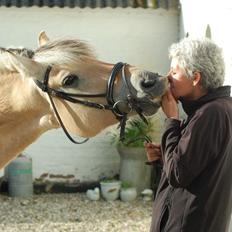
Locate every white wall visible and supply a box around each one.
[0,7,178,183]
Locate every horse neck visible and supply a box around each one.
[0,72,58,169]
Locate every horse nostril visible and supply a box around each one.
[140,78,156,88]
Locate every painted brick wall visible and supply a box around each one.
[0,7,179,183]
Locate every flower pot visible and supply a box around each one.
[100,180,121,201]
[120,187,137,202]
[117,147,151,194]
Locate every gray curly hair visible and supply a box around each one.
[169,38,225,89]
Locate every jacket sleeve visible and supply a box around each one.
[161,107,225,188]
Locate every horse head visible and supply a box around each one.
[32,32,168,138]
[1,32,168,139]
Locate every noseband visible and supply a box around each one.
[34,62,148,144]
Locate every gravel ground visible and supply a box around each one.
[0,193,152,232]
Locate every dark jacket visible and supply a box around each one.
[150,86,232,232]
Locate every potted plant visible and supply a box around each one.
[109,117,154,194]
[100,178,121,201]
[120,181,137,202]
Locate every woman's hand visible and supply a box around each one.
[144,142,162,162]
[162,89,179,119]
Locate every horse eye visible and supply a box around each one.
[62,75,79,87]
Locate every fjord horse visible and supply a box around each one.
[0,32,167,169]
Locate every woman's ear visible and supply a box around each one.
[193,71,201,86]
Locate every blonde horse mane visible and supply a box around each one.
[0,47,34,73]
[34,39,96,68]
[0,39,96,73]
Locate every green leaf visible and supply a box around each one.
[108,116,154,147]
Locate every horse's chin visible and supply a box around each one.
[143,106,160,116]
[64,112,118,138]
[134,97,161,116]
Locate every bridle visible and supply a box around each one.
[34,62,149,144]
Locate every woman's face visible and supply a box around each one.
[168,59,194,100]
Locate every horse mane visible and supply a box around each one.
[0,46,35,72]
[33,39,96,68]
[0,39,96,72]
[0,47,34,58]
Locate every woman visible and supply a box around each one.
[145,38,232,232]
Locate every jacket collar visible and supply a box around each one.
[179,86,231,116]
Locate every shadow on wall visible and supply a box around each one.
[184,24,212,40]
[205,24,212,39]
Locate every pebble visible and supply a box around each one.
[0,193,152,231]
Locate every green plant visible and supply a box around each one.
[121,181,134,189]
[109,117,154,148]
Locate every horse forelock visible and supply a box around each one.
[33,39,96,67]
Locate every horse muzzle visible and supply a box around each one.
[131,71,168,99]
[127,71,168,115]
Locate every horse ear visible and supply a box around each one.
[3,51,46,81]
[38,31,50,46]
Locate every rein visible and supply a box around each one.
[34,62,148,144]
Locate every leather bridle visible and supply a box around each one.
[34,62,149,144]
